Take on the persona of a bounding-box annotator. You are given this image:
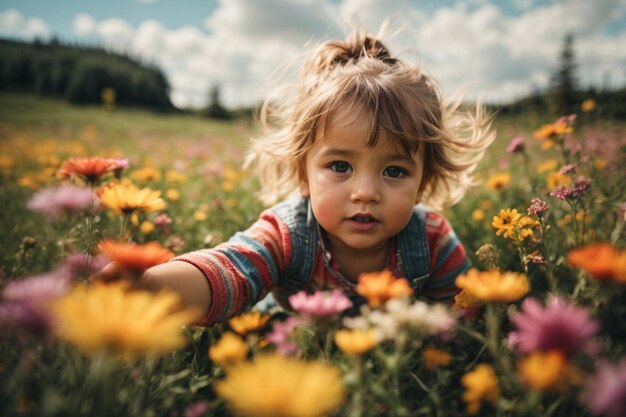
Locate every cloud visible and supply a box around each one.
[73,13,96,36]
[3,1,626,109]
[0,9,49,40]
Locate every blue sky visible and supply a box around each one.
[2,0,625,109]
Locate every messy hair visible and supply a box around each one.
[245,31,495,211]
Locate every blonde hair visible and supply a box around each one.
[245,31,495,211]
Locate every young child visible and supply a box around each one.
[107,32,494,326]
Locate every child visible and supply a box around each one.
[104,31,494,326]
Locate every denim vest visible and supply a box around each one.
[271,194,431,292]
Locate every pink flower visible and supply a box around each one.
[26,184,94,220]
[527,198,550,217]
[507,296,600,357]
[559,163,577,174]
[265,316,307,356]
[184,401,210,417]
[581,358,626,417]
[549,176,592,201]
[288,289,352,317]
[506,136,526,153]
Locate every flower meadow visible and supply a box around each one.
[1,104,625,417]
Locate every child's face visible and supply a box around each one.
[299,112,424,255]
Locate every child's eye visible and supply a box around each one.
[383,166,408,178]
[328,161,352,173]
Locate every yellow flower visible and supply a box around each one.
[215,354,345,417]
[547,171,572,189]
[453,289,481,310]
[334,329,378,356]
[491,208,521,239]
[581,99,596,112]
[98,181,167,215]
[422,347,452,369]
[139,221,155,235]
[455,268,529,302]
[517,350,568,392]
[485,172,511,191]
[533,120,572,141]
[226,197,238,207]
[228,311,271,335]
[593,157,607,170]
[355,270,413,308]
[166,170,187,183]
[193,209,208,222]
[461,364,500,415]
[472,209,485,222]
[51,282,199,358]
[209,332,249,365]
[479,199,494,210]
[166,188,181,201]
[131,166,162,182]
[536,159,558,174]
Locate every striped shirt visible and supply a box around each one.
[176,205,469,326]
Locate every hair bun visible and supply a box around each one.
[306,33,397,76]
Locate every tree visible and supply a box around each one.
[547,33,579,116]
[204,85,231,120]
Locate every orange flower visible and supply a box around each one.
[422,347,452,369]
[99,239,174,272]
[517,350,569,392]
[228,311,271,335]
[334,329,379,356]
[209,332,249,365]
[453,289,481,310]
[58,157,121,184]
[533,120,572,141]
[567,243,626,283]
[355,270,413,308]
[455,268,529,302]
[461,364,500,415]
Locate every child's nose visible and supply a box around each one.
[350,174,381,203]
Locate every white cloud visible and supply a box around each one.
[0,9,49,40]
[2,1,625,109]
[73,13,96,36]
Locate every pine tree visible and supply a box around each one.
[547,33,579,116]
[204,85,231,119]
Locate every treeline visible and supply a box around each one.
[0,38,174,111]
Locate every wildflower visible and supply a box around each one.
[184,401,210,417]
[209,332,249,365]
[355,270,413,308]
[334,328,379,355]
[485,172,511,191]
[453,289,481,310]
[581,358,626,417]
[166,188,180,201]
[131,166,161,182]
[533,116,574,141]
[559,163,577,174]
[527,198,550,217]
[581,99,597,112]
[506,136,525,153]
[288,289,352,317]
[547,171,572,189]
[166,170,187,183]
[193,209,208,222]
[58,157,124,184]
[51,282,199,358]
[26,184,94,220]
[471,209,485,221]
[550,176,592,201]
[98,181,166,215]
[265,316,306,356]
[536,159,558,173]
[228,311,271,335]
[214,354,345,417]
[492,208,521,239]
[507,296,600,357]
[517,350,569,392]
[475,244,500,269]
[567,243,626,283]
[461,364,500,415]
[384,298,454,335]
[456,268,529,303]
[139,221,155,235]
[422,347,452,369]
[99,240,174,272]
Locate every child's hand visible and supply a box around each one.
[91,261,124,283]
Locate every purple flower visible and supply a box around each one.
[559,163,577,174]
[527,198,550,217]
[184,401,210,417]
[507,296,600,357]
[549,176,592,201]
[581,358,626,417]
[265,316,306,356]
[288,289,352,318]
[506,136,526,153]
[26,184,94,220]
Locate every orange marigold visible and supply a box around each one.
[455,268,529,302]
[228,311,271,335]
[355,270,413,308]
[567,243,626,283]
[422,347,452,369]
[99,239,174,272]
[58,157,122,184]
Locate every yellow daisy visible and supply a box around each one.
[98,181,166,216]
[455,268,529,303]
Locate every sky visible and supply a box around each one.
[1,0,626,110]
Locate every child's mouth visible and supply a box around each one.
[347,214,379,231]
